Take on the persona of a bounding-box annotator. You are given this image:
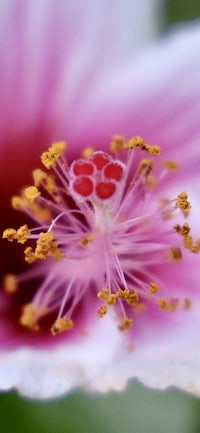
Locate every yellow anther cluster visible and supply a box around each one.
[24,231,63,263]
[157,299,167,310]
[168,246,182,261]
[97,288,109,301]
[174,222,190,236]
[119,317,133,331]
[175,191,191,215]
[3,274,18,293]
[107,294,117,305]
[183,235,200,254]
[41,141,66,169]
[24,186,40,203]
[110,135,125,152]
[116,289,139,305]
[79,233,94,247]
[97,288,139,306]
[2,224,30,244]
[11,192,51,222]
[82,147,94,158]
[174,222,200,254]
[148,282,158,294]
[2,228,17,242]
[51,318,73,335]
[138,159,154,176]
[11,195,26,210]
[162,160,178,172]
[33,169,57,194]
[97,305,108,317]
[24,246,37,263]
[20,303,39,331]
[35,232,63,260]
[124,136,160,155]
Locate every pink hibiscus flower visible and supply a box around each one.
[1,0,200,399]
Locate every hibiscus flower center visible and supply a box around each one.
[2,136,199,337]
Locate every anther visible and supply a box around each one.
[51,318,73,335]
[3,274,18,293]
[119,317,133,331]
[24,186,41,203]
[97,305,108,317]
[41,141,66,169]
[168,246,182,261]
[148,282,158,294]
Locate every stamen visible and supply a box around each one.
[110,135,125,153]
[82,147,94,158]
[51,318,73,335]
[3,274,18,293]
[20,303,40,331]
[168,246,182,261]
[24,186,41,202]
[162,160,178,172]
[97,305,108,317]
[41,142,66,169]
[176,191,191,215]
[148,282,158,294]
[2,135,197,335]
[119,317,133,331]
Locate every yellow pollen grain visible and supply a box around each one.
[11,196,26,210]
[2,228,17,242]
[79,233,94,247]
[41,141,66,169]
[139,159,154,176]
[119,317,133,331]
[82,147,94,158]
[24,186,41,203]
[16,224,30,244]
[124,137,160,156]
[97,288,109,301]
[110,135,125,152]
[20,303,39,331]
[97,305,108,317]
[157,299,167,310]
[51,318,73,335]
[168,246,182,261]
[33,169,57,194]
[116,289,139,305]
[24,246,36,263]
[176,191,191,215]
[174,223,191,236]
[107,294,117,305]
[162,160,178,172]
[34,231,62,260]
[148,282,158,294]
[3,274,18,293]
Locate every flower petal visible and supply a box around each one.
[0,315,124,399]
[78,22,200,166]
[0,0,161,141]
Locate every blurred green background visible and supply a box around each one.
[1,1,200,433]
